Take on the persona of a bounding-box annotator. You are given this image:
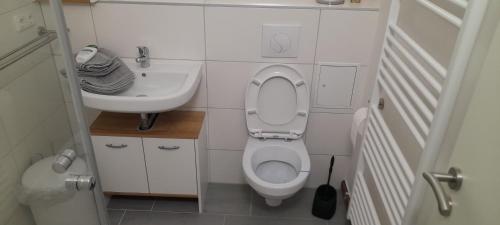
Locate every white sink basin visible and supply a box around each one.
[82,59,202,113]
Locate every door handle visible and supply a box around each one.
[422,167,463,217]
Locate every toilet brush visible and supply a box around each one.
[312,155,337,219]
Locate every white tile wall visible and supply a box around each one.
[209,149,246,183]
[92,3,205,60]
[0,3,45,56]
[207,108,247,150]
[0,120,11,159]
[316,10,379,65]
[0,156,20,225]
[0,4,74,223]
[307,154,352,188]
[207,61,313,109]
[54,3,382,187]
[205,6,319,63]
[305,112,353,155]
[41,3,98,53]
[0,0,32,15]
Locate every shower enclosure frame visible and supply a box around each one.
[49,0,109,224]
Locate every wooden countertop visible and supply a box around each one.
[90,111,205,139]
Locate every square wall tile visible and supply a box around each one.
[306,154,352,188]
[316,10,379,65]
[0,119,12,159]
[209,150,245,184]
[12,126,54,173]
[0,4,45,56]
[0,67,43,147]
[205,7,319,63]
[40,2,97,53]
[207,61,313,109]
[305,113,353,155]
[207,108,247,150]
[0,156,21,225]
[32,58,65,120]
[92,3,205,60]
[43,105,73,153]
[0,46,51,89]
[0,0,32,14]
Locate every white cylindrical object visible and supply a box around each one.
[348,107,368,189]
[21,156,99,225]
[350,107,368,148]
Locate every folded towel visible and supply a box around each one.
[76,48,120,77]
[79,54,135,95]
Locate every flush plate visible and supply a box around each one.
[261,24,301,58]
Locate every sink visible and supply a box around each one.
[82,59,202,113]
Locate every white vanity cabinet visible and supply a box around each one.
[143,138,198,195]
[90,111,208,211]
[92,136,149,193]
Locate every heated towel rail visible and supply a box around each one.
[0,26,57,71]
[348,0,488,225]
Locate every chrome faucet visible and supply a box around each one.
[135,46,150,68]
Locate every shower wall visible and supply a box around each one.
[0,1,74,225]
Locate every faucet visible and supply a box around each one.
[135,46,150,68]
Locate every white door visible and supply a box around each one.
[414,15,500,225]
[347,1,496,225]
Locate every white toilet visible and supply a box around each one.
[242,65,311,207]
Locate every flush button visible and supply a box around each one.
[262,24,301,58]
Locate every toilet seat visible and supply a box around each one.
[245,65,309,140]
[242,138,310,197]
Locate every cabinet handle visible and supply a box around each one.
[105,144,128,149]
[158,146,180,150]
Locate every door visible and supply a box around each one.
[0,0,107,225]
[347,0,494,225]
[414,13,500,225]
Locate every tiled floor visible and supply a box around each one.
[107,183,348,225]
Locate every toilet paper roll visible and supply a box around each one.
[350,107,368,146]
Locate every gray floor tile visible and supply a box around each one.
[120,210,224,225]
[328,199,348,225]
[108,210,125,225]
[107,196,155,210]
[252,187,348,223]
[204,183,251,215]
[152,198,198,212]
[225,215,327,225]
[251,188,317,219]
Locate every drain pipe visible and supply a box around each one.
[139,113,159,131]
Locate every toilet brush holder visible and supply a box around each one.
[312,155,337,219]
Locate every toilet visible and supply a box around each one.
[242,65,311,207]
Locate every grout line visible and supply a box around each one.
[222,215,227,225]
[248,190,253,216]
[117,209,126,225]
[150,199,156,211]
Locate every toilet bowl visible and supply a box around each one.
[242,65,311,206]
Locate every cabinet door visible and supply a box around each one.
[91,136,149,193]
[143,138,197,195]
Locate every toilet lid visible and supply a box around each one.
[245,65,309,139]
